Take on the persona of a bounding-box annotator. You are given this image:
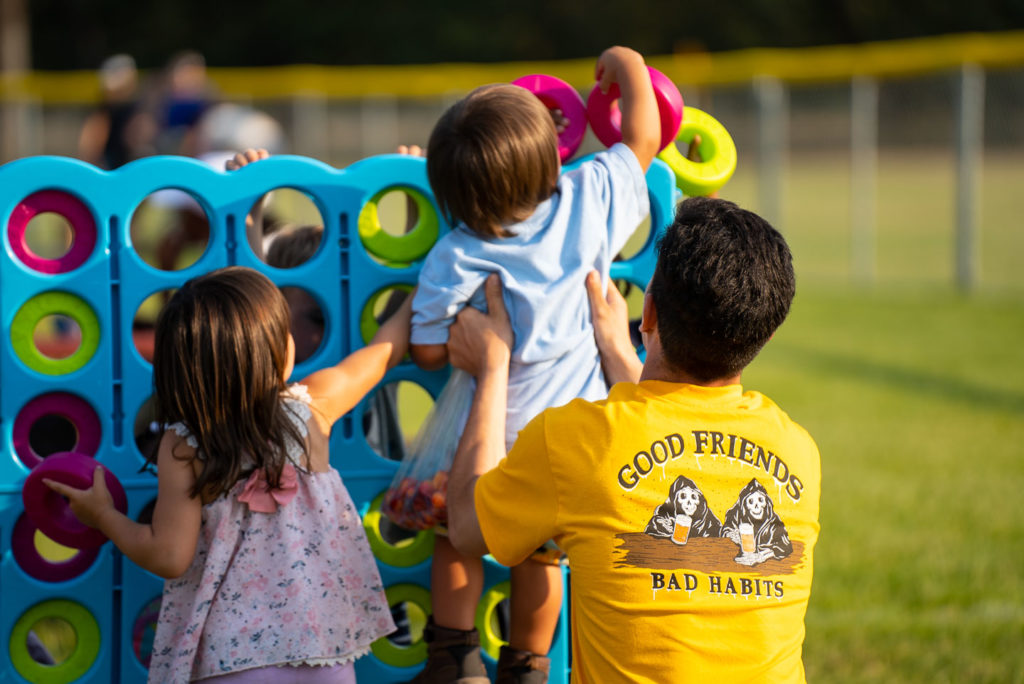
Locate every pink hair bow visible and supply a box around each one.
[237,463,298,513]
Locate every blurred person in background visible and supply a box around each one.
[77,54,157,168]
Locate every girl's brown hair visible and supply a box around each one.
[152,266,306,499]
[427,84,560,237]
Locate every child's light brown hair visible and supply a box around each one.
[427,84,560,237]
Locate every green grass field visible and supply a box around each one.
[722,151,1024,682]
[745,287,1024,682]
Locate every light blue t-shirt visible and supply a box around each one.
[411,142,649,448]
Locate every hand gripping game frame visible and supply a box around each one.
[656,107,738,197]
[511,74,588,162]
[586,66,684,152]
[22,451,129,549]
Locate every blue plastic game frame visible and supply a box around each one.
[0,151,678,683]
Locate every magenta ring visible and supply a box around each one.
[512,74,587,162]
[586,66,684,152]
[12,392,102,468]
[10,512,100,582]
[7,189,98,274]
[22,451,128,549]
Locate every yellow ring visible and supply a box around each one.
[362,491,435,567]
[10,292,101,376]
[9,599,101,683]
[370,583,432,668]
[357,186,439,264]
[475,580,511,660]
[656,107,738,197]
[360,285,415,344]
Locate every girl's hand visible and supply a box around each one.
[225,147,270,170]
[43,467,114,531]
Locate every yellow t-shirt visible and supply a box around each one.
[475,380,821,684]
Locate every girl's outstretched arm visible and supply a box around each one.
[43,431,202,579]
[303,291,414,431]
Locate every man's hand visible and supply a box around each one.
[447,274,513,378]
[585,271,643,384]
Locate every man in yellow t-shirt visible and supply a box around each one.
[445,197,821,684]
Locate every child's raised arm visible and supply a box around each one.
[595,46,660,172]
[302,292,414,431]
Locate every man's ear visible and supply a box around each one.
[639,290,657,334]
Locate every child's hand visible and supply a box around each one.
[43,467,114,531]
[397,144,425,157]
[225,148,270,171]
[594,46,659,171]
[550,108,569,134]
[595,46,645,94]
[685,135,719,198]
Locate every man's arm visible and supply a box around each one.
[586,270,643,384]
[445,274,513,557]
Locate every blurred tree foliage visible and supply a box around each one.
[27,0,1024,70]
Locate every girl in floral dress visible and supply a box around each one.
[45,266,410,682]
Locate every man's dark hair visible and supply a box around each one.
[649,197,795,382]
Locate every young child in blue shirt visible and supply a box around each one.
[407,45,660,683]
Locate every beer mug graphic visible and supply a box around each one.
[672,514,692,545]
[739,522,756,555]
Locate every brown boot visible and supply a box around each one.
[405,617,491,683]
[495,645,550,684]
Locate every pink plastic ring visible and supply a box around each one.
[7,190,98,274]
[12,392,102,468]
[512,74,587,162]
[10,512,100,582]
[586,66,684,152]
[22,451,128,549]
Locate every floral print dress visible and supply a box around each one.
[147,387,395,682]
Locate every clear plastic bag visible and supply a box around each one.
[382,369,474,530]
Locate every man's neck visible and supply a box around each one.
[639,354,742,388]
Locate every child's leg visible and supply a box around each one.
[508,558,563,654]
[495,558,562,683]
[431,535,483,630]
[403,535,489,683]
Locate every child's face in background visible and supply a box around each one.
[282,286,324,363]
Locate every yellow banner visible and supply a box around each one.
[2,31,1022,104]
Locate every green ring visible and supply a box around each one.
[363,491,435,567]
[656,106,738,197]
[10,292,101,376]
[357,186,439,263]
[360,284,415,344]
[9,599,101,683]
[475,580,511,660]
[370,583,433,667]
